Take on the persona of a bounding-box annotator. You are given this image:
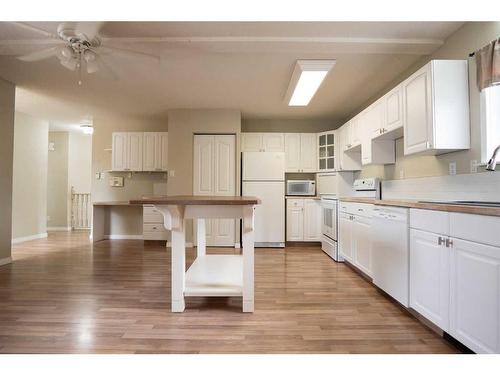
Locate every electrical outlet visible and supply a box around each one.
[470,160,479,173]
[169,170,175,177]
[449,162,457,175]
[95,172,101,180]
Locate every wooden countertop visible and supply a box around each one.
[93,201,135,206]
[339,197,500,217]
[130,195,261,205]
[285,196,320,200]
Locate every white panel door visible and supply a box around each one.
[303,199,322,241]
[284,133,301,172]
[287,206,304,241]
[263,133,285,152]
[338,213,353,262]
[193,135,215,195]
[111,132,128,171]
[450,238,500,354]
[352,216,372,276]
[385,85,403,132]
[409,229,450,330]
[193,135,236,247]
[403,64,433,155]
[127,132,143,171]
[241,133,263,152]
[157,132,169,171]
[300,133,317,172]
[142,132,157,172]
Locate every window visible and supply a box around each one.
[481,85,500,164]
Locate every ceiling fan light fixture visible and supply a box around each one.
[83,49,96,62]
[80,124,94,135]
[59,45,74,60]
[86,59,99,74]
[60,57,78,71]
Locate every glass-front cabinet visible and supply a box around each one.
[317,130,336,172]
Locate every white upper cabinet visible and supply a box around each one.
[335,127,361,171]
[317,131,336,172]
[361,101,395,166]
[402,60,470,155]
[112,132,144,171]
[143,132,168,172]
[285,133,317,172]
[384,84,403,134]
[242,133,285,152]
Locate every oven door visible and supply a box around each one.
[321,200,337,241]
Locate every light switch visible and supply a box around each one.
[449,162,457,175]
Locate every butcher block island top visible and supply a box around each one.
[130,195,261,205]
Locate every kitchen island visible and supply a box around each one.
[129,195,261,313]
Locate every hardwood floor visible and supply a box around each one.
[0,231,459,354]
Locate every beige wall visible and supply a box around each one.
[91,111,167,235]
[356,22,500,181]
[168,109,241,241]
[0,78,15,262]
[47,132,69,228]
[242,118,339,133]
[12,112,49,240]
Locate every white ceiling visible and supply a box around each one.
[0,22,464,128]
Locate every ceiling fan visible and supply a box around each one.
[1,22,160,85]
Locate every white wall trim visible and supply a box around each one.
[47,226,72,232]
[0,257,12,266]
[12,232,48,244]
[104,234,144,240]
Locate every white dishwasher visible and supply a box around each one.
[371,206,410,307]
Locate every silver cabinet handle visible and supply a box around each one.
[446,238,454,248]
[438,236,445,246]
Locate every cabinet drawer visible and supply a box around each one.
[143,223,168,233]
[143,205,161,215]
[340,202,373,217]
[450,213,500,248]
[287,199,304,208]
[143,213,164,223]
[410,208,449,235]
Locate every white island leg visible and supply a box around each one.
[242,206,255,312]
[169,205,186,312]
[196,218,206,258]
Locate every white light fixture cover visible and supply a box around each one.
[80,124,94,135]
[285,60,336,106]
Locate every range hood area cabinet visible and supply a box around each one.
[111,132,168,172]
[402,60,470,155]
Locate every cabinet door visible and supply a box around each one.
[142,132,157,172]
[359,110,372,165]
[303,199,322,241]
[241,133,263,152]
[214,135,236,196]
[338,213,353,262]
[157,132,168,171]
[284,133,301,172]
[300,133,317,172]
[263,133,285,152]
[403,64,433,155]
[343,122,352,150]
[127,133,143,171]
[193,135,215,195]
[350,117,361,147]
[409,229,450,330]
[111,132,128,171]
[287,204,304,241]
[385,85,403,132]
[450,238,500,354]
[352,216,372,276]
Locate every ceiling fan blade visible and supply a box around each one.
[17,46,60,62]
[10,22,58,39]
[99,45,160,62]
[76,22,105,41]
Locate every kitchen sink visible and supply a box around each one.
[419,200,500,208]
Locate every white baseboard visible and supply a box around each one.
[104,234,144,240]
[0,257,12,266]
[47,226,72,232]
[12,232,48,244]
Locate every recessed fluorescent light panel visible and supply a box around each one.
[285,60,336,106]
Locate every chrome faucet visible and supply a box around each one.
[486,144,500,171]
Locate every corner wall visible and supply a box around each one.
[0,78,15,264]
[12,112,49,241]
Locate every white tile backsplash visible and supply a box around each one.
[382,172,500,201]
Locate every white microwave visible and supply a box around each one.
[286,180,316,196]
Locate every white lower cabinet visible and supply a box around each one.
[450,238,500,354]
[143,205,169,241]
[338,202,373,276]
[409,228,450,331]
[286,199,321,242]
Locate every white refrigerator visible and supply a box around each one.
[242,152,285,247]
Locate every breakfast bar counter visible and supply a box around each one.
[129,195,261,313]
